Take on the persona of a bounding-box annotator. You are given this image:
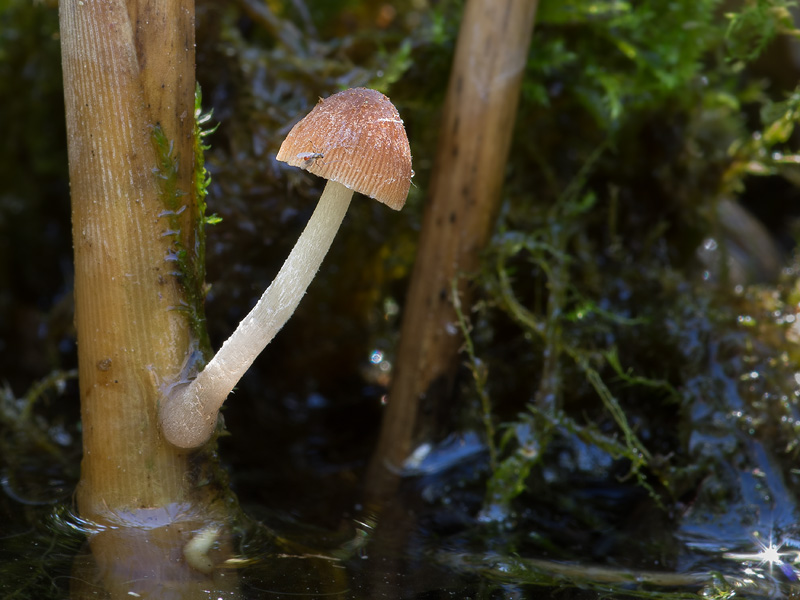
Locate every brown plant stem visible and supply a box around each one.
[368,0,539,486]
[60,0,202,520]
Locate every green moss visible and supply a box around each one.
[725,0,800,62]
[150,87,219,358]
[5,0,800,597]
[419,5,800,589]
[526,0,799,129]
[194,83,222,230]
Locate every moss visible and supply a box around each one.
[416,2,800,592]
[4,0,800,597]
[150,88,219,358]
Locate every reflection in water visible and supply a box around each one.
[63,504,240,600]
[4,393,800,600]
[3,458,800,598]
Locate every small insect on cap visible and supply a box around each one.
[276,88,413,211]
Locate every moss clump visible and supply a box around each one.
[150,86,220,357]
[434,1,800,592]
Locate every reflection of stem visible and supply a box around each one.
[70,507,240,600]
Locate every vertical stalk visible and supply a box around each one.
[60,0,197,520]
[369,0,539,483]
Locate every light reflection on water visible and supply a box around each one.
[3,415,800,600]
[2,483,800,598]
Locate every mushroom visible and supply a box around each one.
[160,87,413,449]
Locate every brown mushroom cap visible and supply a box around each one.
[276,88,413,210]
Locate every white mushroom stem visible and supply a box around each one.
[160,180,354,449]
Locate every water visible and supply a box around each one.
[3,428,800,599]
[2,372,800,600]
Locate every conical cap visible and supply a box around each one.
[276,88,412,210]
